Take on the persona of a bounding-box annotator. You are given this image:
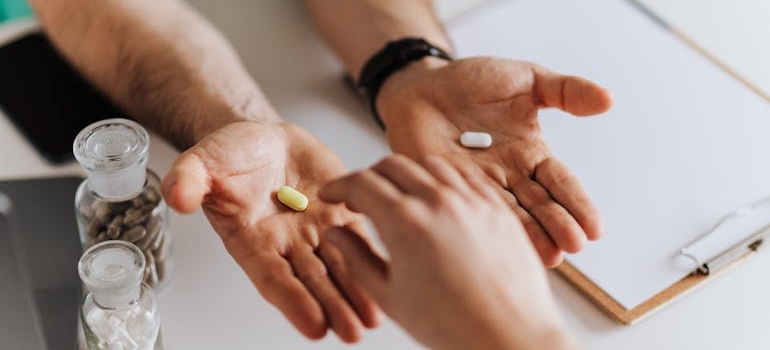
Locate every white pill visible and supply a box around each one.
[459,132,492,149]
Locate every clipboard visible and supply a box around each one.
[447,0,770,324]
[556,202,770,324]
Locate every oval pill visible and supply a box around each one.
[459,131,492,149]
[277,186,309,212]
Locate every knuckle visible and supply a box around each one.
[548,169,572,187]
[224,233,277,260]
[255,267,287,289]
[347,170,374,187]
[316,207,344,226]
[348,170,368,183]
[323,255,348,277]
[394,199,429,226]
[295,263,330,283]
[431,188,464,210]
[418,154,443,167]
[374,154,408,170]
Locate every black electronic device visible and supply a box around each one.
[0,177,83,350]
[0,32,129,163]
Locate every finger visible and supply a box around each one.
[340,217,387,256]
[319,169,402,220]
[288,244,365,343]
[318,238,383,329]
[510,177,587,254]
[324,227,390,307]
[437,155,506,199]
[236,248,328,340]
[534,157,603,240]
[370,155,441,197]
[161,151,210,213]
[491,186,563,267]
[444,158,564,266]
[469,170,564,267]
[532,66,613,116]
[418,155,472,193]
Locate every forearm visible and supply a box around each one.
[446,327,578,350]
[438,298,580,350]
[29,0,280,150]
[507,328,581,350]
[303,0,452,81]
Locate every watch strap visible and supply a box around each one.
[356,37,452,130]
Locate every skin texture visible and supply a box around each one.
[304,0,613,267]
[320,155,580,350]
[377,57,613,267]
[161,122,380,341]
[29,0,379,342]
[32,0,607,343]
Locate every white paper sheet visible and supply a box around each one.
[448,0,770,309]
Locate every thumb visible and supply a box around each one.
[161,151,211,213]
[325,227,390,307]
[533,66,613,116]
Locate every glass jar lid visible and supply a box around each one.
[73,118,150,199]
[78,240,146,308]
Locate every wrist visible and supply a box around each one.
[506,312,579,350]
[484,323,578,350]
[467,295,577,350]
[186,98,284,150]
[374,55,449,127]
[426,300,576,350]
[435,324,577,350]
[356,38,452,129]
[529,326,581,350]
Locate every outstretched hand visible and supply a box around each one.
[377,57,613,266]
[319,155,576,350]
[161,121,380,342]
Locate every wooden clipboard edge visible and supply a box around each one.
[555,249,756,325]
[670,29,770,104]
[629,0,770,104]
[552,5,770,325]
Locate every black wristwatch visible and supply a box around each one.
[356,38,452,130]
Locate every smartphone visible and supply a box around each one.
[0,32,129,164]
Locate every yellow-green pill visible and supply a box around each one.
[277,186,308,211]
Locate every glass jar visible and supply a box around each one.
[79,240,163,350]
[74,118,172,291]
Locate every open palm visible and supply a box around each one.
[161,121,378,342]
[378,57,613,267]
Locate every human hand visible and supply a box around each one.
[161,121,380,342]
[376,56,613,267]
[319,155,577,350]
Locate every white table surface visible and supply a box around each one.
[2,1,770,349]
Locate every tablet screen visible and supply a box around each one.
[0,177,83,350]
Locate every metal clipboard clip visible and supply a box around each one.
[680,197,770,275]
